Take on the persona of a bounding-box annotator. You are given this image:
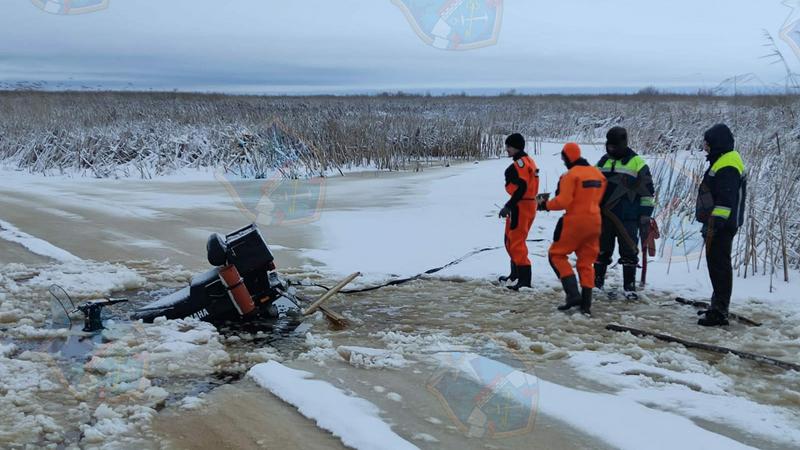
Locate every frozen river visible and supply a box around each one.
[1,144,799,449]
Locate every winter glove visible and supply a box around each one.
[499,206,511,219]
[537,199,549,212]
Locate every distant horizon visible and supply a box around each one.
[0,83,794,97]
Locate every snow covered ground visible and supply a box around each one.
[304,142,800,313]
[1,141,798,449]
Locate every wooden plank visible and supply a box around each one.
[303,272,360,316]
[606,324,800,372]
[317,304,348,329]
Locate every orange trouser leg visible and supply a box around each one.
[548,234,578,280]
[505,206,536,266]
[575,232,601,288]
[549,216,601,284]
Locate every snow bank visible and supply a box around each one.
[433,352,754,450]
[0,218,81,262]
[540,378,754,450]
[568,351,800,447]
[247,361,418,450]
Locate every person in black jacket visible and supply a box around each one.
[595,127,656,300]
[695,124,747,327]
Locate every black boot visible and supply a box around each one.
[557,276,581,311]
[499,262,518,283]
[623,265,638,300]
[508,265,531,291]
[698,309,729,327]
[594,264,607,289]
[580,287,592,315]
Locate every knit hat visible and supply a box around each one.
[562,142,582,163]
[606,127,628,148]
[505,133,525,152]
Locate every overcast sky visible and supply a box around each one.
[2,0,800,94]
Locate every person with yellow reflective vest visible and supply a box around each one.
[695,124,746,327]
[595,127,656,300]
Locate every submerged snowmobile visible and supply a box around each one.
[132,224,297,323]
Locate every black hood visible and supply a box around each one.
[607,146,634,161]
[704,124,734,161]
[564,157,590,169]
[513,150,529,161]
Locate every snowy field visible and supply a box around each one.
[0,142,798,449]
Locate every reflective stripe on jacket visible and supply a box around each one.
[696,150,746,229]
[597,148,655,220]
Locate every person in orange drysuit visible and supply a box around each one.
[538,143,606,314]
[498,133,539,291]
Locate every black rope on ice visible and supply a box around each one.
[300,239,547,294]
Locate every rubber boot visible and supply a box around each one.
[580,287,592,316]
[557,276,582,311]
[698,309,729,327]
[623,265,638,300]
[594,264,607,289]
[499,262,518,283]
[508,265,531,291]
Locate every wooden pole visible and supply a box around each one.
[606,324,799,372]
[303,272,360,316]
[674,298,762,327]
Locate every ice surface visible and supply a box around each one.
[336,346,409,369]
